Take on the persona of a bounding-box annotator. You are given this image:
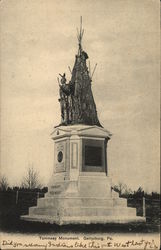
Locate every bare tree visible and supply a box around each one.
[21,166,42,189]
[113,182,127,196]
[134,186,144,197]
[124,187,133,197]
[0,175,9,191]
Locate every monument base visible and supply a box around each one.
[21,173,145,225]
[21,125,145,225]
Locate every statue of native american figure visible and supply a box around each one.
[57,19,101,127]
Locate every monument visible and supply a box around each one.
[21,18,145,224]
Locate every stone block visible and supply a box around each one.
[21,125,145,225]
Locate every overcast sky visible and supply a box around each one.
[0,0,160,192]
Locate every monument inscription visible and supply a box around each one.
[55,141,66,173]
[85,146,102,166]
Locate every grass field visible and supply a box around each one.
[0,190,160,234]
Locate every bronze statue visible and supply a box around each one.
[57,21,101,127]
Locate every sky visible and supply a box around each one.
[0,0,160,192]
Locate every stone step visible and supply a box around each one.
[29,206,136,217]
[47,182,69,196]
[111,191,119,198]
[37,197,115,208]
[113,198,127,206]
[63,207,136,217]
[29,206,57,216]
[21,214,146,224]
[60,215,145,224]
[37,197,127,208]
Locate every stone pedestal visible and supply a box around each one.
[21,125,145,224]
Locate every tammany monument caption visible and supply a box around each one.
[21,18,145,225]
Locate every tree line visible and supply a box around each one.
[112,182,160,199]
[0,166,45,191]
[0,168,160,200]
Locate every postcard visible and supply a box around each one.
[0,0,160,249]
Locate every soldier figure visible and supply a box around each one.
[59,73,66,99]
[58,73,70,125]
